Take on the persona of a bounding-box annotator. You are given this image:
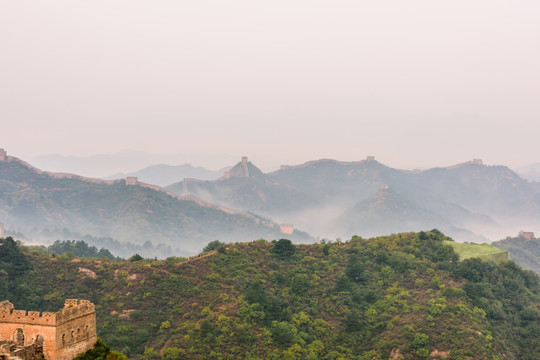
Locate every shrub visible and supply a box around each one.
[272,239,296,260]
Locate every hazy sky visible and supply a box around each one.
[1,1,539,172]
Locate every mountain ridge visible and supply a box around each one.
[104,163,230,187]
[167,156,540,242]
[0,154,313,257]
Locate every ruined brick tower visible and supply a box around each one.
[0,299,97,360]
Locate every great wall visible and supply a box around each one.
[0,149,121,186]
[0,149,293,236]
[0,300,97,360]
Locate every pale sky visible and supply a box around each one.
[1,1,539,172]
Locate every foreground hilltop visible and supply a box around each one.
[0,152,312,256]
[168,156,540,241]
[2,231,539,359]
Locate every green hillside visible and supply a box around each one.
[492,236,540,274]
[2,231,539,359]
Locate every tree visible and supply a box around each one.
[0,237,32,279]
[162,347,182,360]
[272,239,296,260]
[75,338,127,360]
[291,274,311,295]
[129,254,143,262]
[48,240,115,260]
[0,237,32,298]
[142,346,160,360]
[200,320,214,339]
[322,244,330,255]
[271,321,298,347]
[345,257,365,283]
[203,240,224,253]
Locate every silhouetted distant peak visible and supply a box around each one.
[278,156,383,171]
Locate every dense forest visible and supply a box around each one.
[1,232,539,359]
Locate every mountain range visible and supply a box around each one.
[0,155,311,257]
[2,151,539,257]
[31,150,239,179]
[166,157,540,242]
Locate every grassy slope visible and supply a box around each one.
[445,241,508,263]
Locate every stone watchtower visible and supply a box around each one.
[0,149,6,161]
[0,299,97,360]
[519,231,535,240]
[125,177,138,186]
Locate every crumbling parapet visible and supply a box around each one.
[0,302,14,311]
[63,300,78,309]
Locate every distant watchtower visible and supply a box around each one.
[0,149,7,161]
[0,299,97,360]
[519,231,535,240]
[125,177,138,186]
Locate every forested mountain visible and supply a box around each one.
[0,157,312,257]
[493,235,540,274]
[167,157,540,242]
[2,231,539,359]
